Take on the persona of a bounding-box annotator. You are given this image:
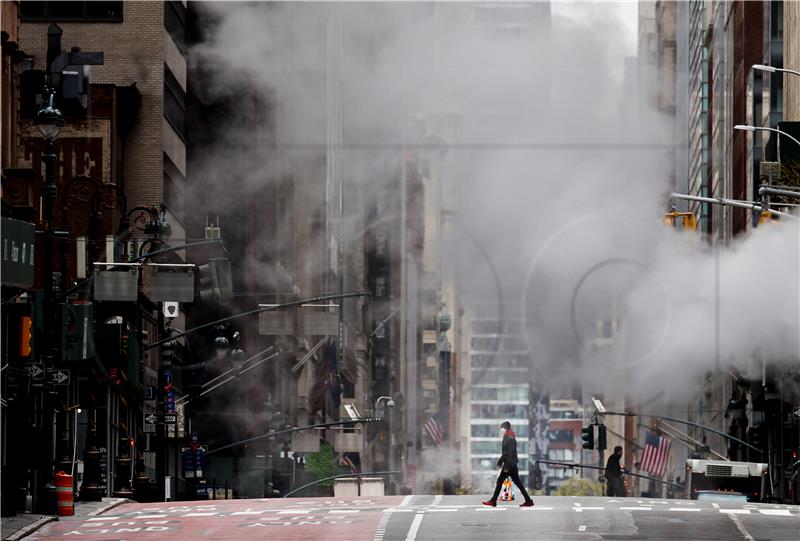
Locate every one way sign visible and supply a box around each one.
[49,370,70,385]
[24,364,45,380]
[145,414,158,424]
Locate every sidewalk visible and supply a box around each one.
[1,498,131,540]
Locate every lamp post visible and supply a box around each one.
[34,88,64,363]
[34,89,64,511]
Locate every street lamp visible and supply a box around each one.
[734,124,800,151]
[752,64,800,78]
[375,396,395,419]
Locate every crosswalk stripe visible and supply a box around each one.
[669,508,702,512]
[758,509,791,516]
[719,509,750,514]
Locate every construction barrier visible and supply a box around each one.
[500,478,514,501]
[54,471,74,516]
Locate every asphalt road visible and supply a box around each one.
[26,495,800,540]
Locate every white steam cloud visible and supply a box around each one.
[188,2,800,415]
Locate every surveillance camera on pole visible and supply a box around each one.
[591,397,606,414]
[163,302,179,320]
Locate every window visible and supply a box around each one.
[374,276,387,298]
[471,424,528,438]
[163,153,185,221]
[373,356,386,380]
[375,233,387,257]
[21,1,123,22]
[164,0,186,51]
[547,429,575,443]
[164,66,186,140]
[471,404,528,419]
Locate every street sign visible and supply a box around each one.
[793,406,800,419]
[25,363,45,380]
[144,413,177,424]
[49,369,70,385]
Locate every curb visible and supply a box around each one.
[5,516,57,541]
[85,498,134,517]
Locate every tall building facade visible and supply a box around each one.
[2,0,191,512]
[650,0,800,503]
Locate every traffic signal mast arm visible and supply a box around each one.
[601,411,760,454]
[58,239,224,301]
[145,290,372,351]
[205,418,382,456]
[669,192,798,220]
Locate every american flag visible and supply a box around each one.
[424,416,445,447]
[640,431,672,478]
[336,453,359,474]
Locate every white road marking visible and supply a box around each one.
[726,512,755,541]
[578,525,587,532]
[475,507,507,511]
[427,508,457,512]
[758,509,792,516]
[86,517,120,521]
[574,507,604,512]
[277,510,311,514]
[400,495,414,507]
[668,508,702,512]
[711,503,720,509]
[719,509,751,515]
[522,507,553,511]
[385,508,415,513]
[181,512,217,517]
[405,513,425,541]
[137,515,168,519]
[328,510,360,514]
[232,509,265,515]
[373,510,391,541]
[432,495,443,506]
[620,507,652,511]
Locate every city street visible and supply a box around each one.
[26,495,800,540]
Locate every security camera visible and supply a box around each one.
[163,301,179,319]
[386,399,395,408]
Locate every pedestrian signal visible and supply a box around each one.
[582,426,594,450]
[19,316,33,357]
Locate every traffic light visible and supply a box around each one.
[19,316,33,357]
[197,258,233,304]
[758,211,780,226]
[582,425,594,450]
[664,211,697,231]
[597,425,607,451]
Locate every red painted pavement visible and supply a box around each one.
[29,496,406,540]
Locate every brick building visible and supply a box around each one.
[2,0,190,512]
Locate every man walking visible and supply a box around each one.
[482,421,534,507]
[605,445,626,497]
